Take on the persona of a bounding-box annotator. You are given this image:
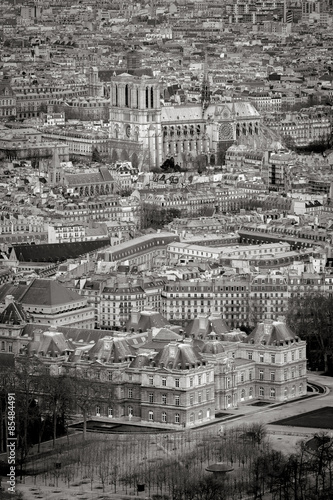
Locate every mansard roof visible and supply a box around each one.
[246,319,298,346]
[201,340,225,355]
[126,309,169,332]
[185,313,230,340]
[153,341,203,370]
[27,330,74,356]
[87,336,135,363]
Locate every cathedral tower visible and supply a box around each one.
[109,74,162,170]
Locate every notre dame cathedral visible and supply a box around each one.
[107,72,261,170]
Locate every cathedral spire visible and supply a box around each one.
[201,52,211,110]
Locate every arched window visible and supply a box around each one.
[227,394,232,407]
[190,412,195,424]
[148,410,154,421]
[270,388,276,398]
[249,387,253,399]
[96,405,101,416]
[240,389,245,401]
[198,411,203,422]
[259,387,264,397]
[175,413,180,424]
[108,407,112,418]
[128,406,133,416]
[299,383,303,395]
[291,385,296,397]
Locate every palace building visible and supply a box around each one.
[0,301,307,428]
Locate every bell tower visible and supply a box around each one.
[109,74,162,170]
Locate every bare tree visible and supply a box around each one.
[286,293,333,373]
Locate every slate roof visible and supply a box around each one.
[10,239,110,263]
[129,353,152,369]
[98,68,154,81]
[27,331,74,356]
[65,168,113,187]
[153,341,203,370]
[0,283,30,304]
[126,310,169,332]
[22,324,114,344]
[161,104,203,122]
[185,313,230,339]
[142,327,183,350]
[201,340,225,355]
[246,320,297,345]
[0,300,28,325]
[87,336,135,363]
[20,279,84,307]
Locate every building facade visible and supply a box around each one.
[108,74,261,169]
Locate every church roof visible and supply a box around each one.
[98,68,154,81]
[161,104,203,122]
[206,101,260,119]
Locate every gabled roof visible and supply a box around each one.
[0,300,28,325]
[10,239,110,263]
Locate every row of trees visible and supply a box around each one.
[0,357,110,475]
[7,417,333,499]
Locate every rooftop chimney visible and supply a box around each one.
[5,295,14,308]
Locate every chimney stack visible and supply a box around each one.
[5,295,14,308]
